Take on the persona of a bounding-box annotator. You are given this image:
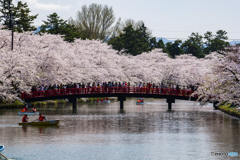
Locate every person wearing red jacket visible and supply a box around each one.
[22,115,29,122]
[38,113,47,121]
[32,107,37,112]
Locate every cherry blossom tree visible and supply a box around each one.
[0,26,214,101]
[195,48,240,105]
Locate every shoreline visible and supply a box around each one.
[0,97,117,109]
[218,104,240,119]
[0,101,25,109]
[0,100,65,109]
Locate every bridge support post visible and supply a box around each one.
[69,97,77,109]
[213,101,218,110]
[167,98,175,110]
[118,97,126,110]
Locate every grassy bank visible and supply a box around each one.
[0,100,25,109]
[0,98,94,109]
[218,103,240,119]
[85,97,116,102]
[0,99,71,109]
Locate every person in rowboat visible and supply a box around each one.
[22,115,29,122]
[32,107,37,112]
[25,105,28,112]
[21,105,28,112]
[39,113,47,121]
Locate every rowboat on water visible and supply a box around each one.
[101,100,110,103]
[96,100,110,103]
[0,145,9,159]
[18,120,60,126]
[136,97,144,105]
[0,145,4,152]
[18,111,39,116]
[136,102,145,105]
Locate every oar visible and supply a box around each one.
[0,153,8,159]
[30,119,39,123]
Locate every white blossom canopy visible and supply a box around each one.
[0,27,222,102]
[195,48,240,105]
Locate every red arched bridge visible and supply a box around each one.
[21,87,198,110]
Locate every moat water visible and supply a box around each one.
[0,98,239,160]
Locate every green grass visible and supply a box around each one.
[32,101,48,106]
[0,98,102,109]
[32,99,85,106]
[32,100,69,106]
[218,103,240,118]
[85,97,116,102]
[78,99,84,102]
[0,100,25,109]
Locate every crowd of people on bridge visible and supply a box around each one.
[30,81,197,93]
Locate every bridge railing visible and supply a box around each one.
[21,87,196,99]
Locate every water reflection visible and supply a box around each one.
[72,107,77,114]
[0,99,239,160]
[21,125,59,134]
[118,109,126,114]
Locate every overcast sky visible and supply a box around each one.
[14,0,240,40]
